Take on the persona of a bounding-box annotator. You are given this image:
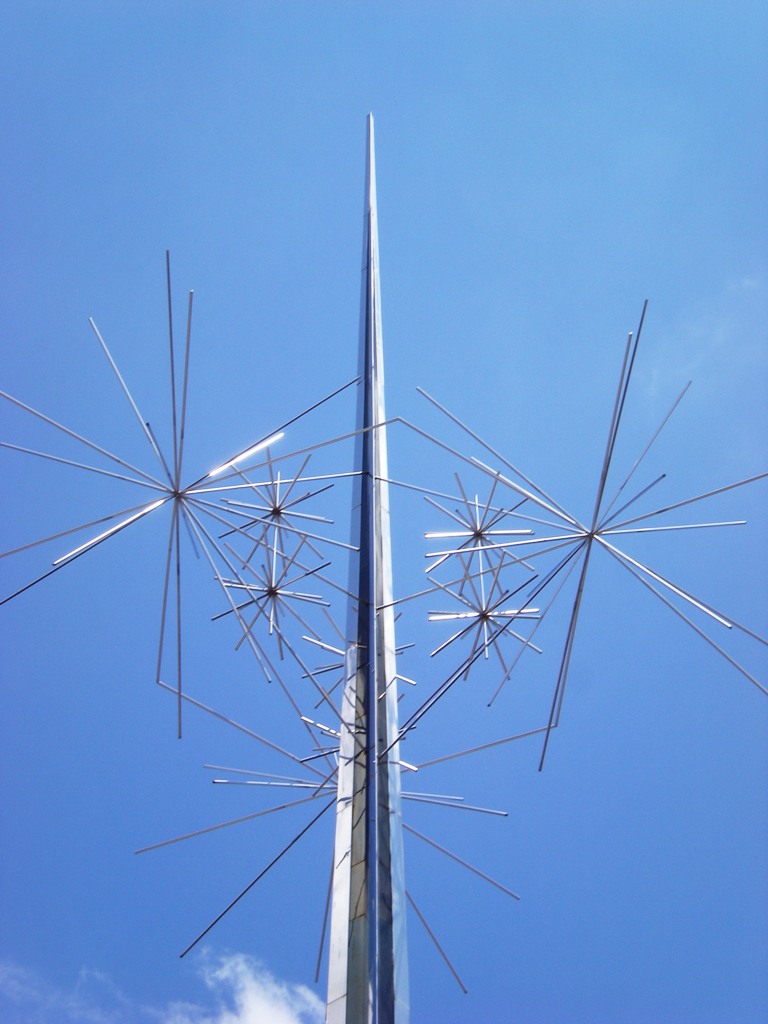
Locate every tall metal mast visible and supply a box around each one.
[326,114,409,1024]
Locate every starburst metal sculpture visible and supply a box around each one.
[2,115,766,1024]
[391,318,768,772]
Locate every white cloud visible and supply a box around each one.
[0,955,324,1024]
[164,954,324,1024]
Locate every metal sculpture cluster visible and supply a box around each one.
[2,116,766,1024]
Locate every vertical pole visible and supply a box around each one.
[326,115,409,1024]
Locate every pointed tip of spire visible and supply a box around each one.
[365,114,377,215]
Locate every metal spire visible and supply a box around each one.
[326,114,410,1024]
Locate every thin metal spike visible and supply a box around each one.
[0,389,167,489]
[88,318,174,487]
[315,855,335,985]
[175,505,183,738]
[599,379,691,526]
[0,441,168,493]
[186,378,359,490]
[416,726,553,769]
[52,498,167,566]
[598,473,667,531]
[596,538,768,696]
[605,521,746,537]
[0,499,162,564]
[166,251,180,479]
[539,543,593,770]
[403,824,520,899]
[406,891,467,994]
[174,291,194,490]
[488,549,584,706]
[401,795,507,817]
[178,799,335,958]
[600,471,768,532]
[598,302,648,514]
[417,387,576,526]
[134,792,326,854]
[145,421,175,486]
[155,500,180,685]
[154,680,327,776]
[590,333,634,528]
[596,536,737,629]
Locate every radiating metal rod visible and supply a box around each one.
[416,386,577,527]
[155,679,328,775]
[406,891,467,994]
[415,725,553,769]
[609,471,768,532]
[538,544,592,770]
[174,291,194,492]
[134,792,327,853]
[0,441,168,492]
[179,798,335,958]
[599,379,690,526]
[596,536,768,695]
[0,388,167,489]
[166,251,180,479]
[89,317,174,487]
[0,499,162,563]
[393,541,586,745]
[187,378,360,490]
[155,499,180,685]
[403,824,520,899]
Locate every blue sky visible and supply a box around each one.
[1,4,767,1023]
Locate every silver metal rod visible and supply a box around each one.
[88,317,174,487]
[597,538,768,695]
[135,792,326,853]
[0,499,162,563]
[604,521,746,536]
[186,378,360,490]
[598,473,667,530]
[609,471,768,532]
[416,387,577,526]
[154,679,326,776]
[174,504,183,738]
[590,333,634,529]
[166,251,180,481]
[406,891,467,994]
[488,548,584,706]
[178,798,335,958]
[416,726,552,769]
[539,542,593,770]
[145,421,174,487]
[403,824,520,899]
[316,855,335,985]
[599,379,690,525]
[155,499,179,685]
[53,498,167,565]
[596,535,735,628]
[402,795,507,817]
[174,291,194,491]
[0,442,168,492]
[204,765,317,784]
[0,388,167,488]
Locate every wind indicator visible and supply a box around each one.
[2,114,766,1024]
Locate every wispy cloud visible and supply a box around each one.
[0,954,324,1024]
[165,953,324,1024]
